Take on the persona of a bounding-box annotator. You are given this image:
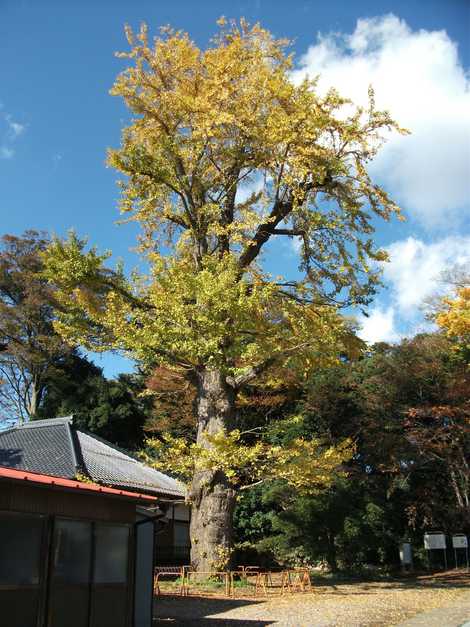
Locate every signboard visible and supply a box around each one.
[424,533,446,550]
[399,543,412,565]
[452,534,468,549]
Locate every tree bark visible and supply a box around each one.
[26,377,40,420]
[326,531,338,573]
[189,368,237,572]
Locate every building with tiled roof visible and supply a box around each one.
[0,438,162,627]
[0,415,191,568]
[0,415,184,499]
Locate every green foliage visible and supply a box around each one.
[39,19,406,567]
[234,485,274,545]
[232,332,470,571]
[41,18,404,385]
[36,352,150,448]
[248,478,401,571]
[141,426,353,494]
[0,231,73,424]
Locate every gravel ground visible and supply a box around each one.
[153,570,470,626]
[396,589,470,627]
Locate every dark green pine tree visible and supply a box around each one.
[36,352,150,449]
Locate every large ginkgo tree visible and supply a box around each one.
[43,19,405,571]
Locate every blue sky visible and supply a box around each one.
[1,0,469,377]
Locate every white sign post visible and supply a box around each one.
[424,532,447,570]
[452,534,469,570]
[424,533,446,550]
[399,542,413,571]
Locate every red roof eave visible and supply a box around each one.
[0,466,157,503]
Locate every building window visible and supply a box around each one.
[94,524,129,584]
[0,511,45,585]
[53,519,92,584]
[0,511,46,627]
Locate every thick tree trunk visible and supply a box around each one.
[189,369,237,572]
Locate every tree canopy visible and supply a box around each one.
[42,19,405,570]
[36,352,150,448]
[0,231,72,425]
[436,275,470,350]
[234,333,469,571]
[44,19,404,378]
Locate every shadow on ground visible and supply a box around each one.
[312,569,470,592]
[152,570,470,625]
[153,595,273,626]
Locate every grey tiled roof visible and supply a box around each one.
[0,416,184,498]
[77,431,184,497]
[0,417,77,478]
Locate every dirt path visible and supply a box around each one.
[153,571,470,626]
[396,589,470,626]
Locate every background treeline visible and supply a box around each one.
[232,333,469,571]
[1,231,468,571]
[146,331,468,571]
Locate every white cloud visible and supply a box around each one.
[8,120,25,137]
[384,235,470,313]
[358,235,470,344]
[358,305,400,344]
[292,14,470,227]
[1,109,26,160]
[291,236,302,254]
[235,174,265,204]
[0,146,14,159]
